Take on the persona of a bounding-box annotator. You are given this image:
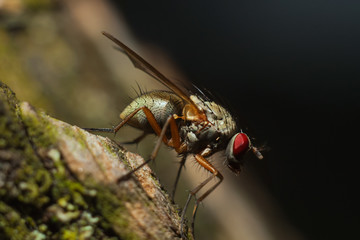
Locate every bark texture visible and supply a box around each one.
[0,82,191,239]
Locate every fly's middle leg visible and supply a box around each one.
[171,155,187,202]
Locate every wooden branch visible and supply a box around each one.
[0,82,192,239]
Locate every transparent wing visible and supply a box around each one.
[102,31,198,108]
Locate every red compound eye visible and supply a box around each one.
[233,133,250,158]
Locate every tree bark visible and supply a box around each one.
[0,82,191,239]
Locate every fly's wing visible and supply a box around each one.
[102,31,197,108]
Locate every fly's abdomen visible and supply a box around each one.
[120,91,185,132]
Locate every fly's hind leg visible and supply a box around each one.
[83,106,163,136]
[114,107,183,182]
[84,106,182,181]
[180,154,223,238]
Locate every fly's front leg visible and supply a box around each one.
[180,153,223,238]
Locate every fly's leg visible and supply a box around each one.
[85,107,189,236]
[84,106,183,179]
[113,108,183,182]
[117,114,171,181]
[83,106,165,138]
[180,154,223,238]
[84,106,170,140]
[171,155,187,202]
[82,127,115,133]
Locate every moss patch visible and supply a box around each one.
[0,83,124,239]
[1,82,184,239]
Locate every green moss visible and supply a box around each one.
[28,230,47,240]
[1,83,164,239]
[0,201,31,239]
[62,124,88,149]
[50,149,67,177]
[95,187,139,240]
[0,84,50,209]
[0,82,19,108]
[60,228,78,240]
[0,84,26,151]
[0,84,115,239]
[51,178,86,210]
[102,139,126,159]
[18,102,58,148]
[17,181,39,204]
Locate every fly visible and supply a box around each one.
[85,31,264,238]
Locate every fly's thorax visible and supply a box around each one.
[190,95,237,137]
[120,91,185,131]
[181,95,237,153]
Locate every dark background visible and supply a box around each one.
[112,1,359,239]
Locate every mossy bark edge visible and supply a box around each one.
[0,82,190,240]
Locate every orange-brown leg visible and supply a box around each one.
[85,107,187,192]
[180,154,223,238]
[85,106,181,149]
[114,111,184,182]
[117,106,184,151]
[114,106,167,142]
[82,107,151,136]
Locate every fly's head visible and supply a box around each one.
[189,94,263,171]
[225,133,263,174]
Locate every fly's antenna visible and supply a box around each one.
[252,146,264,159]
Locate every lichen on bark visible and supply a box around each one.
[0,82,190,240]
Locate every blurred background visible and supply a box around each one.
[1,0,359,239]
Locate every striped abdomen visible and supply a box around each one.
[120,91,185,132]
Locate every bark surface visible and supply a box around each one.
[0,82,191,240]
